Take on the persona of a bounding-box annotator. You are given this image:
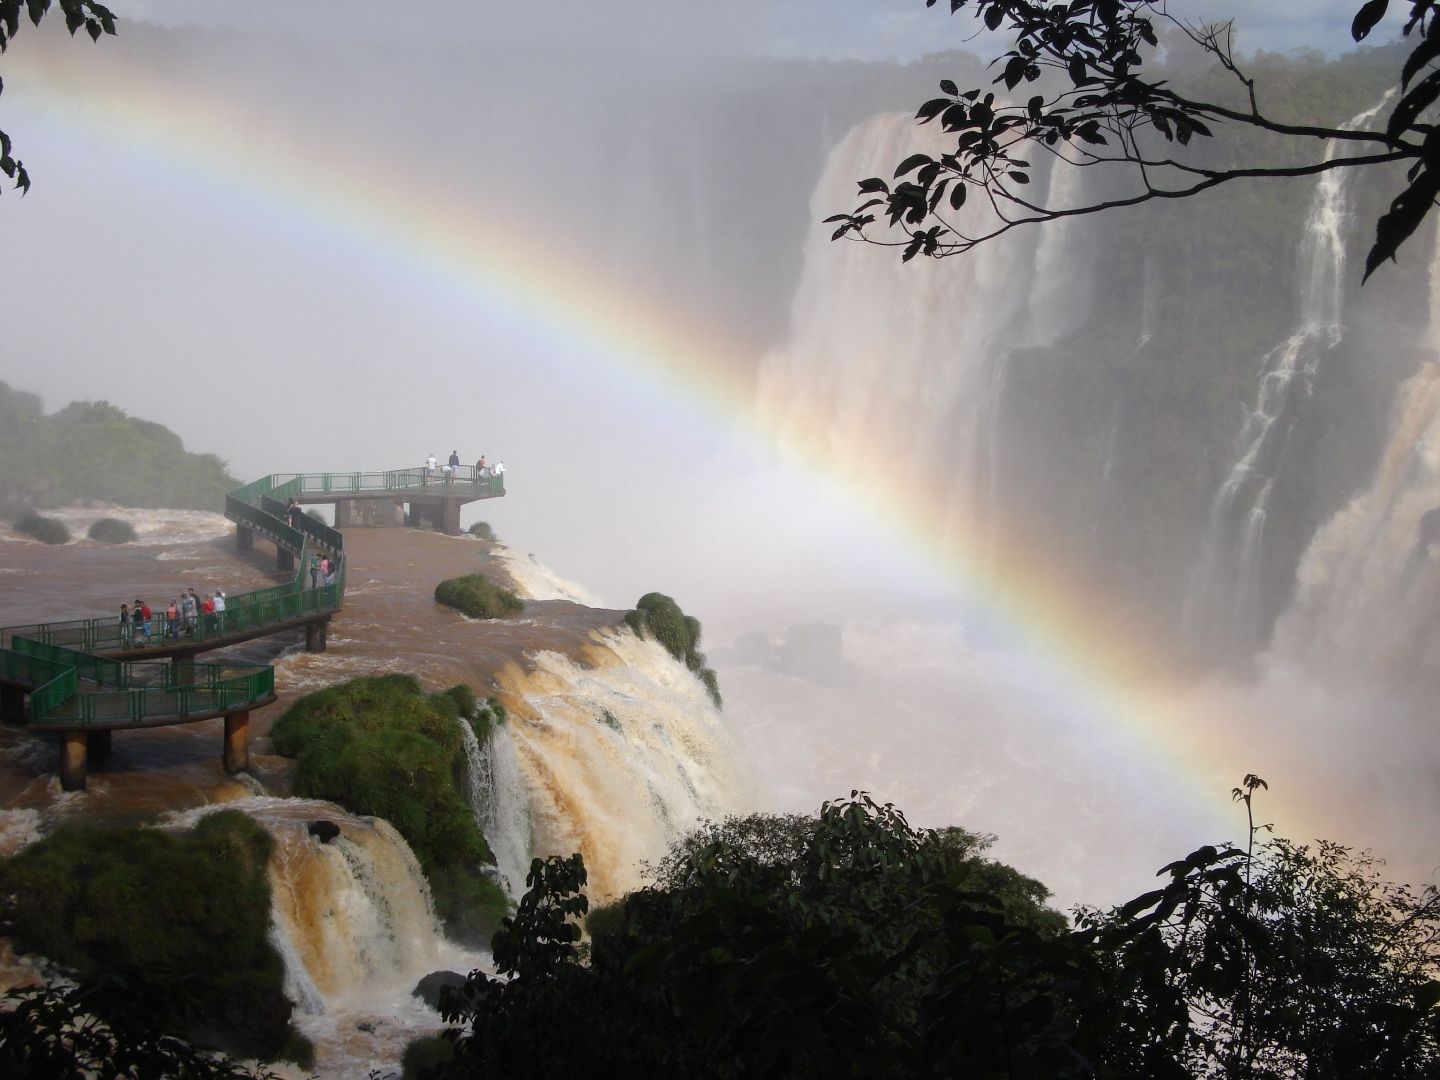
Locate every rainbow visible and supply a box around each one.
[5,36,1334,851]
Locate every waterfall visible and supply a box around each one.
[458,718,533,898]
[1181,101,1389,660]
[497,629,749,901]
[163,798,488,1077]
[1272,227,1440,684]
[756,112,1087,552]
[165,798,477,1007]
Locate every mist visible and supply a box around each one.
[2,0,1437,911]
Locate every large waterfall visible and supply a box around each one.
[1182,102,1390,662]
[496,629,750,901]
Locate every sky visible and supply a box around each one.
[103,0,1396,61]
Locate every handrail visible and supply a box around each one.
[1,463,503,728]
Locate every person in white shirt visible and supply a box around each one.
[425,454,437,483]
[492,460,505,477]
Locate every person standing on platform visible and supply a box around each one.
[118,603,132,647]
[213,590,226,632]
[135,598,153,642]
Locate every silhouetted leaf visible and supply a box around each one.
[1352,0,1389,42]
[895,153,933,178]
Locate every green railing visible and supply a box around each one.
[0,462,503,728]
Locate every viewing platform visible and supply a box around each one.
[0,463,509,789]
[235,467,506,537]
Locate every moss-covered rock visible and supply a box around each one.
[13,511,70,545]
[0,810,298,1062]
[623,592,722,707]
[269,674,509,944]
[86,516,137,544]
[434,573,523,620]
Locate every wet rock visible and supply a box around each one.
[414,970,467,1010]
[307,820,341,843]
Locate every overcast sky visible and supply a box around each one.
[109,0,1397,62]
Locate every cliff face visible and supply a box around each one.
[759,47,1436,670]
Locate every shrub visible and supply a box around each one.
[270,675,509,944]
[0,810,297,1062]
[435,574,523,620]
[86,517,137,544]
[471,696,507,744]
[624,592,722,707]
[468,521,498,542]
[13,512,70,545]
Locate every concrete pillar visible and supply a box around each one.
[440,500,462,536]
[335,499,354,529]
[305,619,328,653]
[236,525,254,553]
[87,730,113,760]
[223,710,250,774]
[406,503,422,528]
[0,684,25,725]
[277,546,295,572]
[60,731,87,791]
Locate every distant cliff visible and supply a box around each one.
[0,381,239,515]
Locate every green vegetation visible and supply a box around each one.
[434,573,523,620]
[427,789,1440,1079]
[470,695,507,744]
[12,511,70,545]
[467,521,498,542]
[623,592,721,706]
[0,381,239,516]
[269,674,509,944]
[86,516,137,544]
[0,810,301,1064]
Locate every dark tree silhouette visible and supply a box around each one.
[827,1,1440,279]
[0,0,116,193]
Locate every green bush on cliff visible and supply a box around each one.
[269,674,509,943]
[87,516,137,544]
[13,512,70,545]
[623,592,722,707]
[435,573,523,620]
[0,810,301,1064]
[467,521,498,542]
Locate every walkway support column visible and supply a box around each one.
[305,618,328,653]
[87,730,113,760]
[224,710,250,774]
[335,499,354,529]
[277,546,295,572]
[441,500,462,536]
[236,525,254,553]
[406,503,422,528]
[60,731,87,791]
[0,684,25,725]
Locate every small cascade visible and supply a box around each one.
[498,629,749,901]
[1182,100,1389,660]
[164,798,488,1078]
[1024,157,1095,346]
[165,798,470,1007]
[458,718,533,898]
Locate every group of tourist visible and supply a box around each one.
[117,588,227,645]
[422,451,506,482]
[308,552,339,590]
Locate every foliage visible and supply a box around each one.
[86,516,136,543]
[269,674,508,943]
[467,521,498,542]
[0,980,282,1080]
[0,811,300,1063]
[425,788,1440,1080]
[623,591,722,707]
[0,382,240,515]
[0,1,115,195]
[13,511,69,544]
[433,573,523,620]
[401,1035,455,1079]
[827,1,1440,278]
[469,695,506,744]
